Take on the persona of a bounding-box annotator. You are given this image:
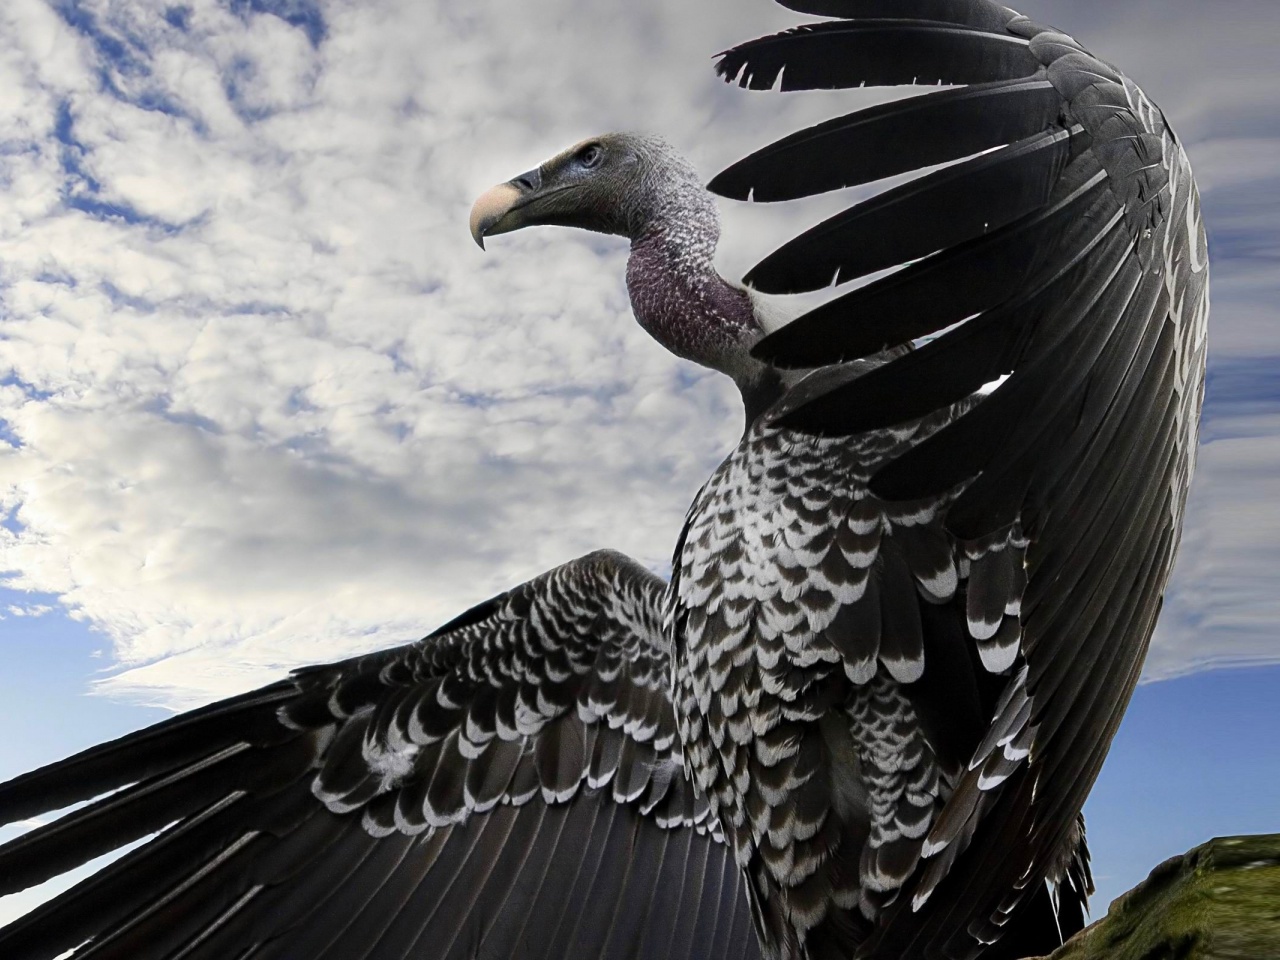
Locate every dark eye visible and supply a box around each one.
[578,144,603,169]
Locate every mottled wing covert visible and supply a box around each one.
[712,0,1208,957]
[0,550,759,960]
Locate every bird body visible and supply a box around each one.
[672,372,974,956]
[0,2,1207,959]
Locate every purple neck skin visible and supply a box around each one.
[625,226,763,384]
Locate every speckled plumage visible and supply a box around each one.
[666,368,992,957]
[622,136,784,415]
[0,551,762,960]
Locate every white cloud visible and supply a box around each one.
[1149,395,1280,680]
[4,603,51,617]
[0,0,1276,708]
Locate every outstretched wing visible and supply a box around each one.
[0,550,760,960]
[712,1,1207,957]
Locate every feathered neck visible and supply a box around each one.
[622,172,781,423]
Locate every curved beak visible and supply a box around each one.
[469,168,542,250]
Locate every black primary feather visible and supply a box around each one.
[715,20,1039,92]
[754,168,1109,371]
[708,78,1063,203]
[745,127,1075,295]
[778,0,1020,31]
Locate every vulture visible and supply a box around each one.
[0,1,1208,958]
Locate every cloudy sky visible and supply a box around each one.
[0,0,1276,927]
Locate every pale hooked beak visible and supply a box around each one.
[469,168,542,250]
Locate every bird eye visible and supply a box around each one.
[578,144,603,169]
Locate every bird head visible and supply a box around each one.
[469,133,711,249]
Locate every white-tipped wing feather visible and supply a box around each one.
[0,551,759,960]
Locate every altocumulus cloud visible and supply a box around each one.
[0,0,1276,708]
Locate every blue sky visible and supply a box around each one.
[1,0,1277,928]
[1084,665,1280,908]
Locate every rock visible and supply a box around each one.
[1041,834,1280,960]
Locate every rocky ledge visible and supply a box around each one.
[1043,834,1279,960]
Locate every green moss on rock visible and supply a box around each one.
[1043,834,1279,960]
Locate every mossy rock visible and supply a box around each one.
[1043,834,1280,960]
